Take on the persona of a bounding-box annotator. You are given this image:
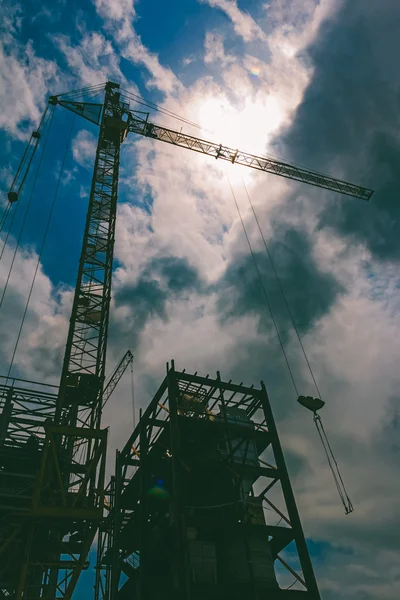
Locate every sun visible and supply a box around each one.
[193,93,285,158]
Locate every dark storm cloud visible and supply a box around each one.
[151,256,200,293]
[114,255,201,313]
[218,227,342,336]
[211,226,343,420]
[110,255,202,346]
[376,396,400,459]
[279,0,400,260]
[115,278,168,323]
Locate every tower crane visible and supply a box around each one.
[102,350,133,411]
[0,81,373,600]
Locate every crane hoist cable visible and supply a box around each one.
[241,177,323,401]
[0,203,11,234]
[226,171,299,397]
[246,191,353,514]
[131,358,136,430]
[0,106,55,311]
[0,195,24,262]
[5,112,76,384]
[0,201,21,261]
[241,185,354,514]
[230,175,354,515]
[313,412,354,514]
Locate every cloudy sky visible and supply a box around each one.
[1,0,400,597]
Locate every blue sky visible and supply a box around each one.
[1,0,400,598]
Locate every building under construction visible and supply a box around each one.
[0,82,371,599]
[95,362,320,599]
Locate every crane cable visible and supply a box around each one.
[55,83,106,101]
[120,88,204,131]
[131,358,136,430]
[313,413,354,514]
[0,106,55,310]
[0,203,11,234]
[5,112,76,384]
[0,197,21,262]
[55,83,205,133]
[238,178,353,515]
[241,178,323,400]
[226,172,299,397]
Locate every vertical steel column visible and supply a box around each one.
[139,418,149,600]
[167,362,189,600]
[260,382,321,599]
[110,453,123,600]
[95,476,115,600]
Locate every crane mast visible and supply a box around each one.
[0,81,373,600]
[55,82,128,433]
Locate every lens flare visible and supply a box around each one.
[249,66,261,78]
[148,483,169,501]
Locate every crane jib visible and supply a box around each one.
[37,98,373,202]
[127,118,373,201]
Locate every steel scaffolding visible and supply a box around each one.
[95,362,320,600]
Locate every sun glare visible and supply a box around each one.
[195,93,284,158]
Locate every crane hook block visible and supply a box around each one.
[297,395,325,413]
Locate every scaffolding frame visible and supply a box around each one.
[95,362,320,600]
[0,377,108,600]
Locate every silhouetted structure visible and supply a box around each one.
[95,362,320,600]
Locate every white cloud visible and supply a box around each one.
[54,31,127,87]
[72,129,97,169]
[0,241,70,382]
[0,3,23,46]
[94,0,137,22]
[204,31,234,66]
[262,0,343,51]
[0,39,59,139]
[92,0,181,94]
[200,0,267,42]
[182,55,196,67]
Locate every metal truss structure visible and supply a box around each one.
[95,363,321,600]
[127,116,373,200]
[1,78,371,599]
[55,82,129,433]
[102,351,133,410]
[54,93,373,201]
[0,83,129,600]
[0,374,108,600]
